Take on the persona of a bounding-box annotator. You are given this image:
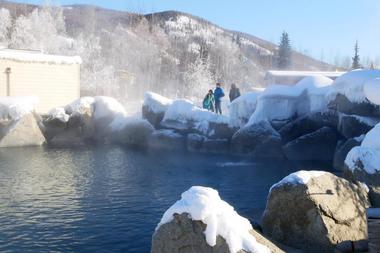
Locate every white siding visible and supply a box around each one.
[0,59,80,113]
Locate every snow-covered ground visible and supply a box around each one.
[157,186,270,253]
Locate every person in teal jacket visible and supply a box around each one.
[214,83,225,114]
[203,90,215,112]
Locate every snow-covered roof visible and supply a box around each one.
[266,70,345,78]
[0,48,82,65]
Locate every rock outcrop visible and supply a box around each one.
[262,171,369,253]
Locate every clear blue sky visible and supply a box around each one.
[13,0,380,64]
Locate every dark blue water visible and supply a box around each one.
[0,146,298,253]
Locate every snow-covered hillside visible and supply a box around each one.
[0,1,333,102]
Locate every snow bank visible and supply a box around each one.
[229,92,260,128]
[0,49,82,65]
[364,77,380,105]
[157,186,270,253]
[163,99,228,124]
[47,107,69,122]
[270,171,327,191]
[361,123,380,149]
[0,96,38,120]
[345,123,380,174]
[144,92,173,114]
[328,69,380,103]
[247,76,333,125]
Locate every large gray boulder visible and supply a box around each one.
[0,113,45,147]
[279,110,339,144]
[152,213,284,253]
[231,120,281,155]
[338,114,378,139]
[142,92,173,128]
[282,127,338,162]
[109,118,154,148]
[201,138,230,154]
[43,108,94,146]
[148,129,186,151]
[262,171,370,253]
[333,137,363,171]
[186,133,206,152]
[328,93,380,117]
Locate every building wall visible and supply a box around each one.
[0,59,80,113]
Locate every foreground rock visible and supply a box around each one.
[153,186,276,253]
[262,171,369,253]
[0,113,45,147]
[152,213,284,253]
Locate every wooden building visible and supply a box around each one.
[0,48,81,113]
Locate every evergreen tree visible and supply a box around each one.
[277,31,292,69]
[352,40,361,69]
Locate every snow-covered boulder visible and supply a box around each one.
[262,171,369,253]
[333,136,363,171]
[338,114,378,139]
[64,96,95,116]
[231,120,282,156]
[249,76,333,127]
[248,85,302,125]
[152,186,280,253]
[92,96,127,140]
[279,110,339,143]
[328,70,380,117]
[0,97,45,147]
[43,96,127,145]
[142,92,173,128]
[282,127,338,162]
[344,123,380,206]
[364,77,380,105]
[329,69,380,103]
[148,129,186,151]
[109,117,154,148]
[161,99,232,139]
[229,92,260,128]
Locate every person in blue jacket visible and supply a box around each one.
[214,82,225,114]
